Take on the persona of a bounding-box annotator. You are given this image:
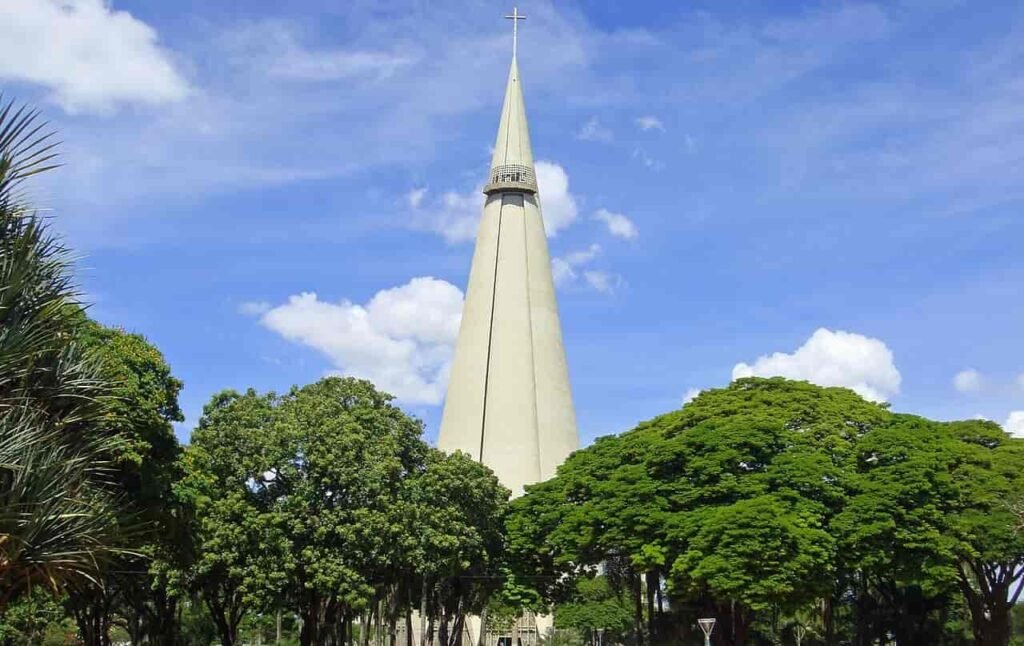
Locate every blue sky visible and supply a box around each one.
[2,0,1022,443]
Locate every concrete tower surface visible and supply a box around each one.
[438,19,578,496]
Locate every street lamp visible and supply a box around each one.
[698,618,716,646]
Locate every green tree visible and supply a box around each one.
[510,379,898,645]
[408,449,509,646]
[946,421,1024,646]
[0,98,125,613]
[66,321,186,646]
[834,415,965,644]
[180,389,290,646]
[184,378,433,646]
[553,576,632,644]
[0,588,73,645]
[270,377,427,645]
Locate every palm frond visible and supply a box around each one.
[0,96,124,609]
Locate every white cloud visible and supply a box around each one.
[576,116,613,142]
[582,270,623,294]
[257,277,463,405]
[552,244,601,287]
[636,115,665,132]
[953,369,983,394]
[732,328,901,402]
[535,161,579,236]
[407,187,427,209]
[1005,411,1024,438]
[682,388,702,404]
[551,259,573,286]
[413,187,484,244]
[593,208,639,240]
[0,0,188,114]
[552,245,622,293]
[238,301,271,316]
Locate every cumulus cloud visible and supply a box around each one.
[412,187,484,244]
[256,277,463,405]
[635,115,665,132]
[732,328,901,402]
[953,369,983,394]
[1005,411,1024,438]
[593,208,639,240]
[0,0,189,113]
[552,244,601,287]
[576,116,613,142]
[412,160,578,242]
[535,161,579,236]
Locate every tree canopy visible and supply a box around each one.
[508,378,1024,645]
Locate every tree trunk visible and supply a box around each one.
[361,609,372,646]
[960,566,1013,646]
[645,571,657,641]
[451,613,466,646]
[206,598,242,646]
[631,571,644,645]
[439,614,449,646]
[72,594,113,646]
[300,592,323,646]
[376,598,384,646]
[477,604,489,646]
[854,573,873,646]
[421,579,430,646]
[822,595,834,645]
[389,586,400,646]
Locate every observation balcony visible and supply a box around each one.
[483,164,538,195]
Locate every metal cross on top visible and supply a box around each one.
[505,6,526,58]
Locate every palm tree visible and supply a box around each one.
[0,96,125,610]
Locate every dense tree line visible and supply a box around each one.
[506,379,1024,645]
[177,379,509,646]
[0,99,511,645]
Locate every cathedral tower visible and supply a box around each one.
[438,9,578,495]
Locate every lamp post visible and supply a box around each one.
[698,618,716,646]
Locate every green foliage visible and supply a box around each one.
[511,378,1024,645]
[0,588,74,644]
[0,96,125,610]
[77,319,183,499]
[0,96,187,643]
[180,388,292,642]
[181,377,509,644]
[553,576,632,637]
[673,494,834,612]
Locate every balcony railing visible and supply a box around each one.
[483,164,538,195]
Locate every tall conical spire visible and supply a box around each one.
[484,7,537,196]
[438,10,578,496]
[488,58,535,172]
